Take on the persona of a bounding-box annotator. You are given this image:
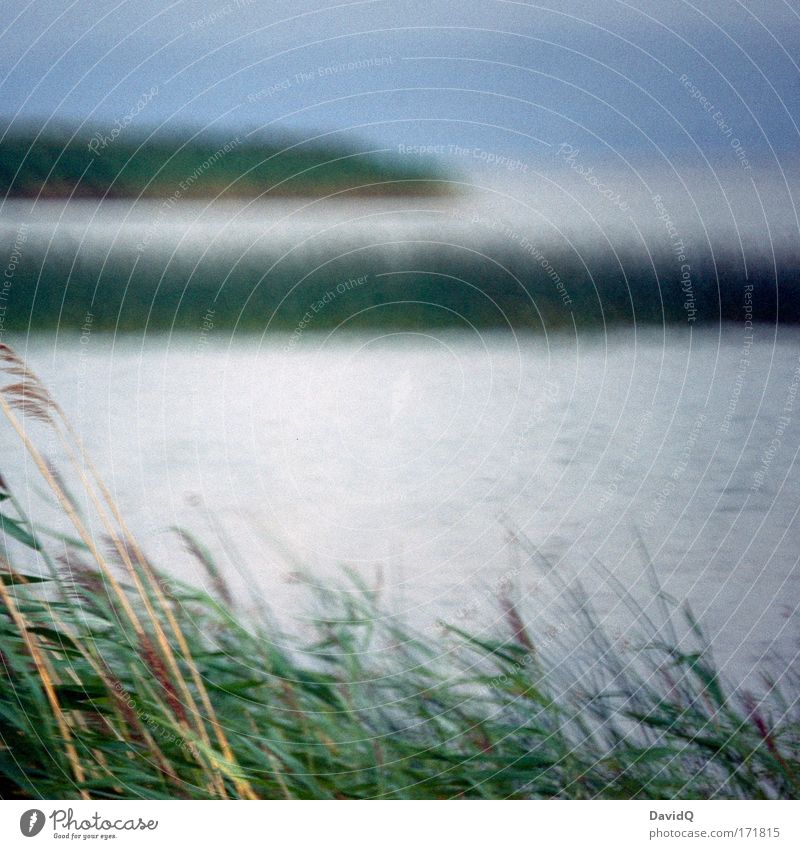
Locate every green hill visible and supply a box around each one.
[0,126,449,199]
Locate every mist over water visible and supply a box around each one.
[2,159,798,335]
[5,159,798,256]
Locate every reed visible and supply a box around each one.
[0,345,797,799]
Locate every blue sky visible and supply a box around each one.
[1,0,798,173]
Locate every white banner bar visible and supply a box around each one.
[1,800,797,848]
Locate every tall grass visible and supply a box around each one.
[0,344,797,799]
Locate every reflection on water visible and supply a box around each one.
[5,324,799,683]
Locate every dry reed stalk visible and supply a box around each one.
[36,420,202,709]
[57,551,105,601]
[0,368,226,797]
[175,529,234,608]
[499,594,536,653]
[19,560,190,792]
[0,561,89,797]
[8,560,183,788]
[138,636,188,725]
[48,406,254,796]
[54,436,246,796]
[742,691,795,780]
[42,573,186,789]
[0,345,252,797]
[90,491,253,796]
[61,665,123,794]
[105,673,184,788]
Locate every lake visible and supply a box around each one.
[3,323,798,686]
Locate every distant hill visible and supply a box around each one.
[0,126,449,199]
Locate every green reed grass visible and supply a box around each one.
[0,344,797,799]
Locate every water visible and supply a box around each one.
[1,178,798,684]
[4,323,799,684]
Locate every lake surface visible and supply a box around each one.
[3,324,799,685]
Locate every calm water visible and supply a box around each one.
[4,325,799,683]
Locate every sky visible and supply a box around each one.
[1,0,798,176]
